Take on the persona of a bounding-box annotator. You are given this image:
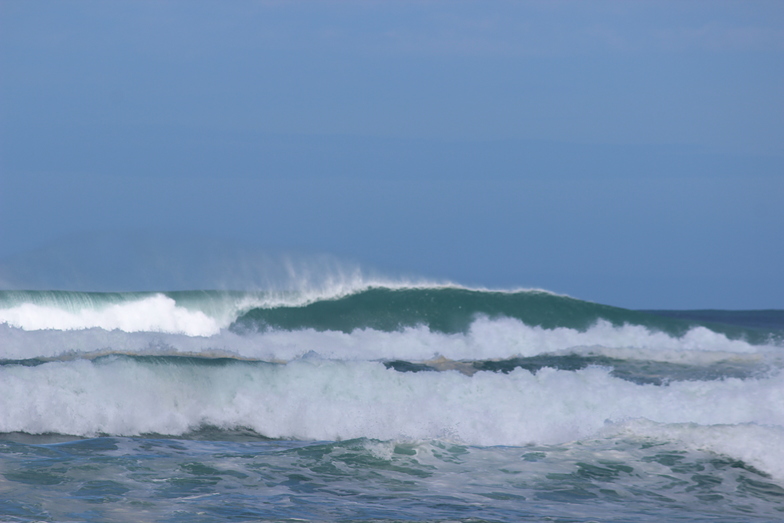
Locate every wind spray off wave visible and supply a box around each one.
[1,283,784,522]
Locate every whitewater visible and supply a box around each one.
[1,283,783,522]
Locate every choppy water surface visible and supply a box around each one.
[1,285,783,521]
[2,433,783,522]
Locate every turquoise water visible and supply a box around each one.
[1,286,783,521]
[2,434,783,522]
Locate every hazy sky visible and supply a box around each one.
[1,0,782,308]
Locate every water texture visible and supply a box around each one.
[1,285,783,521]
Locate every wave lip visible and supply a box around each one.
[1,287,781,366]
[232,287,783,348]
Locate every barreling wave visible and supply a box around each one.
[2,284,784,485]
[2,286,782,344]
[0,285,396,336]
[232,287,784,345]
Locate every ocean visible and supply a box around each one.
[1,284,783,522]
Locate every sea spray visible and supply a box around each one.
[1,284,783,522]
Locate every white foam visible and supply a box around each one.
[607,419,784,481]
[0,282,559,335]
[466,316,766,358]
[0,314,775,363]
[0,295,221,336]
[2,359,782,453]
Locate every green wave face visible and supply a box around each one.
[231,287,779,343]
[2,287,781,344]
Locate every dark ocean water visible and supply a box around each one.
[1,285,783,522]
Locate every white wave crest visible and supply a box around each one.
[0,295,221,336]
[0,315,775,363]
[0,282,565,336]
[2,360,782,476]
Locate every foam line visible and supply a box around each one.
[1,316,775,364]
[2,359,782,447]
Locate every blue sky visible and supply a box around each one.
[1,0,782,308]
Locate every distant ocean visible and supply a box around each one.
[1,284,783,522]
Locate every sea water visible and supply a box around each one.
[1,285,783,522]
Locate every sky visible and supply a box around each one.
[1,0,782,309]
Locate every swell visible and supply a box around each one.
[232,287,783,344]
[2,287,782,347]
[642,309,784,332]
